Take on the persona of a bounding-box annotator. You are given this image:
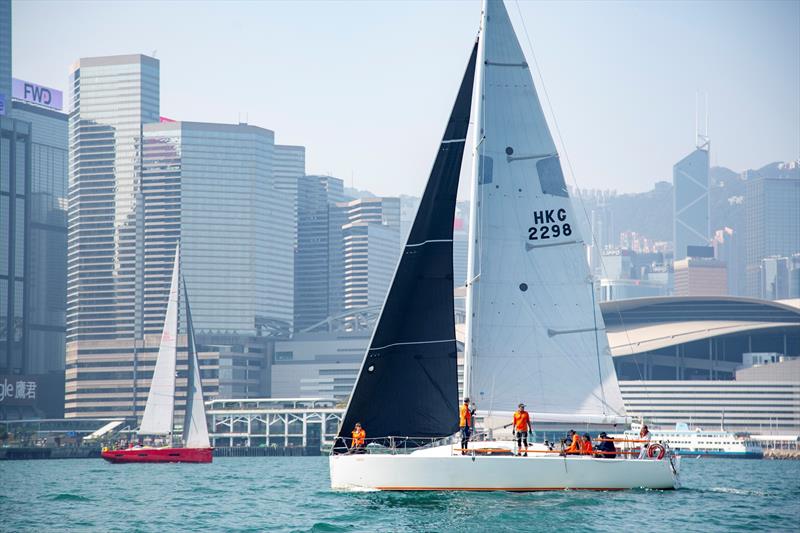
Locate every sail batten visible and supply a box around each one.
[336,42,479,448]
[139,245,180,436]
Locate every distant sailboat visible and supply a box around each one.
[102,244,213,464]
[329,0,679,490]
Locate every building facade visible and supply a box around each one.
[673,257,727,297]
[744,166,800,297]
[673,145,710,261]
[294,175,345,332]
[336,197,400,322]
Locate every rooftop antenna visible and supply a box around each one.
[695,91,710,151]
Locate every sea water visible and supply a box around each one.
[1,457,798,532]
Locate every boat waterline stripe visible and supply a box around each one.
[370,339,456,352]
[441,138,467,144]
[406,239,453,248]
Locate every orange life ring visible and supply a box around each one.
[647,443,666,460]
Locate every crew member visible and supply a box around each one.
[512,403,532,457]
[638,424,651,459]
[459,397,474,455]
[350,422,366,453]
[594,431,616,459]
[581,433,594,455]
[564,429,581,455]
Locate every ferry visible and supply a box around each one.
[618,423,763,459]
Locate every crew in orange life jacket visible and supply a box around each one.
[581,433,594,455]
[459,398,474,455]
[350,423,366,453]
[564,430,581,454]
[512,403,532,457]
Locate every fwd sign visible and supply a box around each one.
[12,78,63,110]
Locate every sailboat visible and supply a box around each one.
[329,0,679,490]
[101,244,213,464]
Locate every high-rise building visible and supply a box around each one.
[65,54,162,418]
[140,121,294,336]
[713,227,744,296]
[66,54,160,344]
[0,0,10,104]
[273,144,305,250]
[744,164,800,297]
[760,256,790,300]
[589,204,614,275]
[294,175,345,332]
[674,257,728,297]
[673,142,710,261]
[791,254,800,299]
[0,1,69,419]
[335,197,400,323]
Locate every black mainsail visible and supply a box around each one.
[335,42,478,450]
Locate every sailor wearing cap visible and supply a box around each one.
[512,403,532,457]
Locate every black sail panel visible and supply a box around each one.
[336,42,478,450]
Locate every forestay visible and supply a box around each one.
[139,245,180,436]
[182,279,210,448]
[463,0,625,420]
[335,42,479,449]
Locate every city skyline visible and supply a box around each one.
[13,0,800,197]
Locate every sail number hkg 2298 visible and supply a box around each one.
[528,208,571,240]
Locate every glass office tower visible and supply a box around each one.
[673,145,710,261]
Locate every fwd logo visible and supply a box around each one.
[24,83,53,105]
[12,78,63,110]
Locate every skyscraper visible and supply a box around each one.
[335,197,400,325]
[1,0,68,419]
[65,55,162,418]
[66,54,160,343]
[744,163,800,297]
[713,227,744,296]
[759,256,789,300]
[0,0,10,105]
[140,121,294,336]
[294,174,345,331]
[673,141,710,261]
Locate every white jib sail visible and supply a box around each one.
[182,278,210,448]
[139,244,180,435]
[464,0,626,421]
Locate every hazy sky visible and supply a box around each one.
[13,0,800,197]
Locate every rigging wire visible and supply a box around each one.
[512,0,649,398]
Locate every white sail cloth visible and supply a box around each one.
[182,279,210,448]
[463,0,625,420]
[139,245,180,436]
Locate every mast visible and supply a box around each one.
[463,0,488,403]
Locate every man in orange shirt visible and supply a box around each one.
[581,433,594,455]
[459,397,473,455]
[512,403,532,457]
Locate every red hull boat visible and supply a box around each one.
[101,447,213,464]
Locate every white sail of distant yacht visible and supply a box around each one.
[462,0,625,426]
[139,246,181,436]
[329,0,678,491]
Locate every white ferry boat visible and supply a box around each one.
[619,423,763,459]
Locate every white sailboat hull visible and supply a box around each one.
[330,445,679,491]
